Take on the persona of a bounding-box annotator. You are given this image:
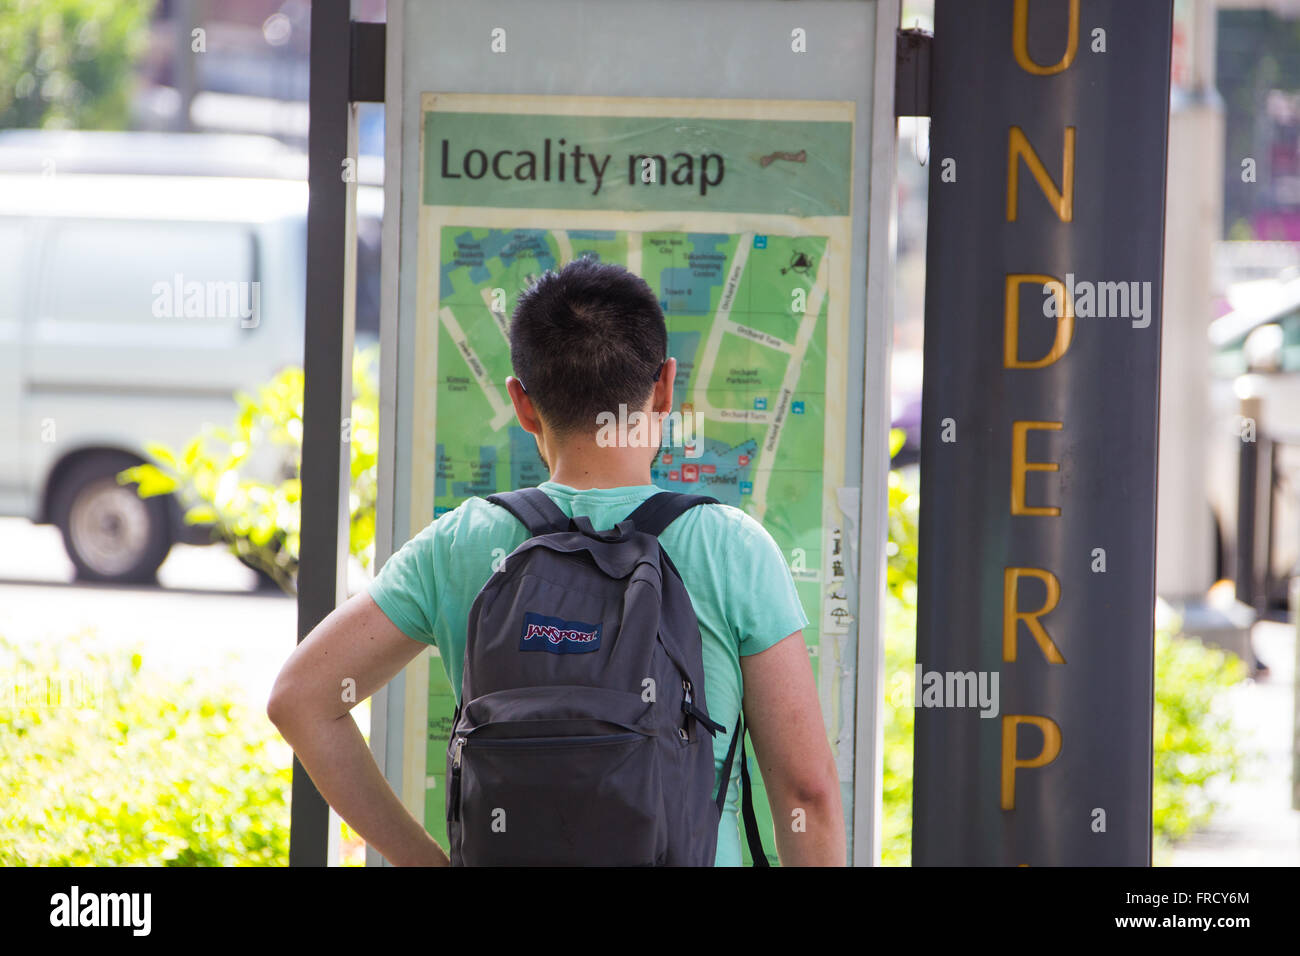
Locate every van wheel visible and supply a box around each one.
[51,453,173,584]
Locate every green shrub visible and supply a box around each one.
[880,447,1248,864]
[880,432,919,866]
[0,632,291,865]
[880,590,917,867]
[1152,627,1248,841]
[122,346,381,593]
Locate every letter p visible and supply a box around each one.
[1001,714,1062,810]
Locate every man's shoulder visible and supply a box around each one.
[687,500,769,538]
[667,500,779,560]
[408,495,529,548]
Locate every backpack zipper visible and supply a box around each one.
[465,732,641,749]
[448,736,466,822]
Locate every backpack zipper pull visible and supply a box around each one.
[681,680,726,737]
[448,736,466,822]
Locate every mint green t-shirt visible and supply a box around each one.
[368,480,809,866]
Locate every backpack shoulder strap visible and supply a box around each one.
[485,488,570,537]
[716,717,770,867]
[624,491,719,537]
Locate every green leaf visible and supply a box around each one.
[125,465,178,498]
[144,442,179,470]
[889,427,906,459]
[184,504,219,525]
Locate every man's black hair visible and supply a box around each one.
[509,256,668,435]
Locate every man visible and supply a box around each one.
[268,257,844,866]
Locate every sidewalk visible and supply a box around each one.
[1164,620,1300,866]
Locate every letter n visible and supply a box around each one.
[1006,126,1075,222]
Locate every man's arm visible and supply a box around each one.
[266,591,449,866]
[740,630,846,866]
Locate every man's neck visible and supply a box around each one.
[545,443,653,490]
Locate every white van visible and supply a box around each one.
[0,168,381,583]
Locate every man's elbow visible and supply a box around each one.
[784,755,841,811]
[266,673,299,733]
[268,670,343,735]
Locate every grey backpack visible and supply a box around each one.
[445,488,761,866]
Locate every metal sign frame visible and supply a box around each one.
[365,0,900,866]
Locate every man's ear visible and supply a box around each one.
[651,358,676,414]
[507,377,543,435]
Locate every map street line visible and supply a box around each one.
[627,231,642,279]
[691,233,753,420]
[749,247,829,517]
[480,287,510,340]
[555,230,574,264]
[727,319,796,355]
[439,305,516,430]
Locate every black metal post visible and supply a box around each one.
[913,0,1172,865]
[292,0,356,867]
[895,28,933,118]
[1235,396,1260,611]
[1263,435,1278,609]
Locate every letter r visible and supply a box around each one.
[1003,567,1066,663]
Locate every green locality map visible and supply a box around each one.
[423,224,834,864]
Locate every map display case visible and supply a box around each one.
[374,0,897,865]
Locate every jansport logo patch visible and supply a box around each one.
[520,612,602,654]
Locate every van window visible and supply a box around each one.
[41,219,256,326]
